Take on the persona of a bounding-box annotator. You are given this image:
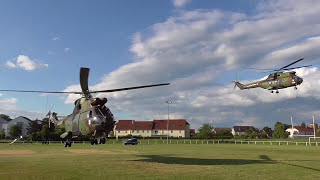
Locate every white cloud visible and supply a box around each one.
[6,55,48,71]
[5,61,16,69]
[63,0,320,129]
[64,48,70,52]
[52,36,60,41]
[172,0,191,8]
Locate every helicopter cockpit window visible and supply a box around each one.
[88,111,93,118]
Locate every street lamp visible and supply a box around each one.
[165,101,172,144]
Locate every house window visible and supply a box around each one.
[171,130,173,133]
[155,130,158,134]
[179,130,182,133]
[137,130,140,133]
[162,130,164,134]
[142,130,144,133]
[132,130,134,133]
[125,131,127,133]
[118,130,120,133]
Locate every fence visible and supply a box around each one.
[3,139,320,147]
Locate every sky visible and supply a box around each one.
[1,0,320,130]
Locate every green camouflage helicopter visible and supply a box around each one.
[0,67,169,147]
[234,58,311,93]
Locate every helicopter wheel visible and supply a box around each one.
[270,90,274,93]
[94,139,98,145]
[294,86,297,90]
[276,90,279,94]
[100,138,106,144]
[90,139,95,145]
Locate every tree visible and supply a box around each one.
[216,130,233,139]
[0,129,5,139]
[263,126,272,132]
[27,119,42,135]
[194,124,214,139]
[316,131,320,137]
[0,114,11,121]
[301,122,306,127]
[273,122,288,139]
[9,125,22,138]
[40,124,51,140]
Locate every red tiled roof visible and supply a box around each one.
[115,120,134,130]
[294,126,314,132]
[115,119,189,130]
[131,121,153,130]
[153,119,188,130]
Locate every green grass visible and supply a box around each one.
[0,143,320,180]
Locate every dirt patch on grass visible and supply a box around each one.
[0,150,35,155]
[66,149,112,154]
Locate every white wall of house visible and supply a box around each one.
[6,116,30,138]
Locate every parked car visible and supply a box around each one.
[124,138,138,145]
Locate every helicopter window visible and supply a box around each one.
[88,111,93,118]
[78,104,81,110]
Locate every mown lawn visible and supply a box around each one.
[0,143,319,180]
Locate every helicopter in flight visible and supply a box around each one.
[234,58,311,93]
[0,67,170,147]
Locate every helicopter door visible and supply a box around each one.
[72,113,81,135]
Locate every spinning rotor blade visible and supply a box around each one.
[242,67,276,71]
[279,58,304,71]
[281,65,312,71]
[80,67,90,94]
[90,83,170,93]
[0,89,82,94]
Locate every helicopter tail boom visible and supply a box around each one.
[233,81,245,90]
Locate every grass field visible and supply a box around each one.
[0,143,320,180]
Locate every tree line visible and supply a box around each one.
[194,121,320,139]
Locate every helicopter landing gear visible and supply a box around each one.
[100,138,106,144]
[276,90,279,94]
[91,139,98,145]
[271,90,274,93]
[294,86,297,90]
[64,139,72,148]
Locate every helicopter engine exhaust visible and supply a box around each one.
[91,98,108,106]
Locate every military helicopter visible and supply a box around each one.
[234,58,311,93]
[0,67,170,147]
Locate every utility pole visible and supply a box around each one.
[166,101,172,144]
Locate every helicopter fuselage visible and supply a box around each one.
[58,97,115,139]
[235,71,303,92]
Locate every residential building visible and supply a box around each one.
[232,126,257,136]
[0,117,8,132]
[114,119,190,138]
[286,126,315,139]
[6,116,31,138]
[213,127,232,134]
[190,129,195,137]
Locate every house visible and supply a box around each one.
[286,126,315,139]
[6,116,31,138]
[213,127,232,134]
[232,126,257,136]
[190,129,195,137]
[0,117,8,133]
[114,119,190,138]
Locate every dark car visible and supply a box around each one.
[124,138,138,145]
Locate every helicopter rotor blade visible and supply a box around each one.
[242,67,276,71]
[90,83,170,93]
[80,67,90,95]
[0,89,82,94]
[281,65,312,71]
[278,58,304,71]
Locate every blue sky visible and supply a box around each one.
[1,0,320,129]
